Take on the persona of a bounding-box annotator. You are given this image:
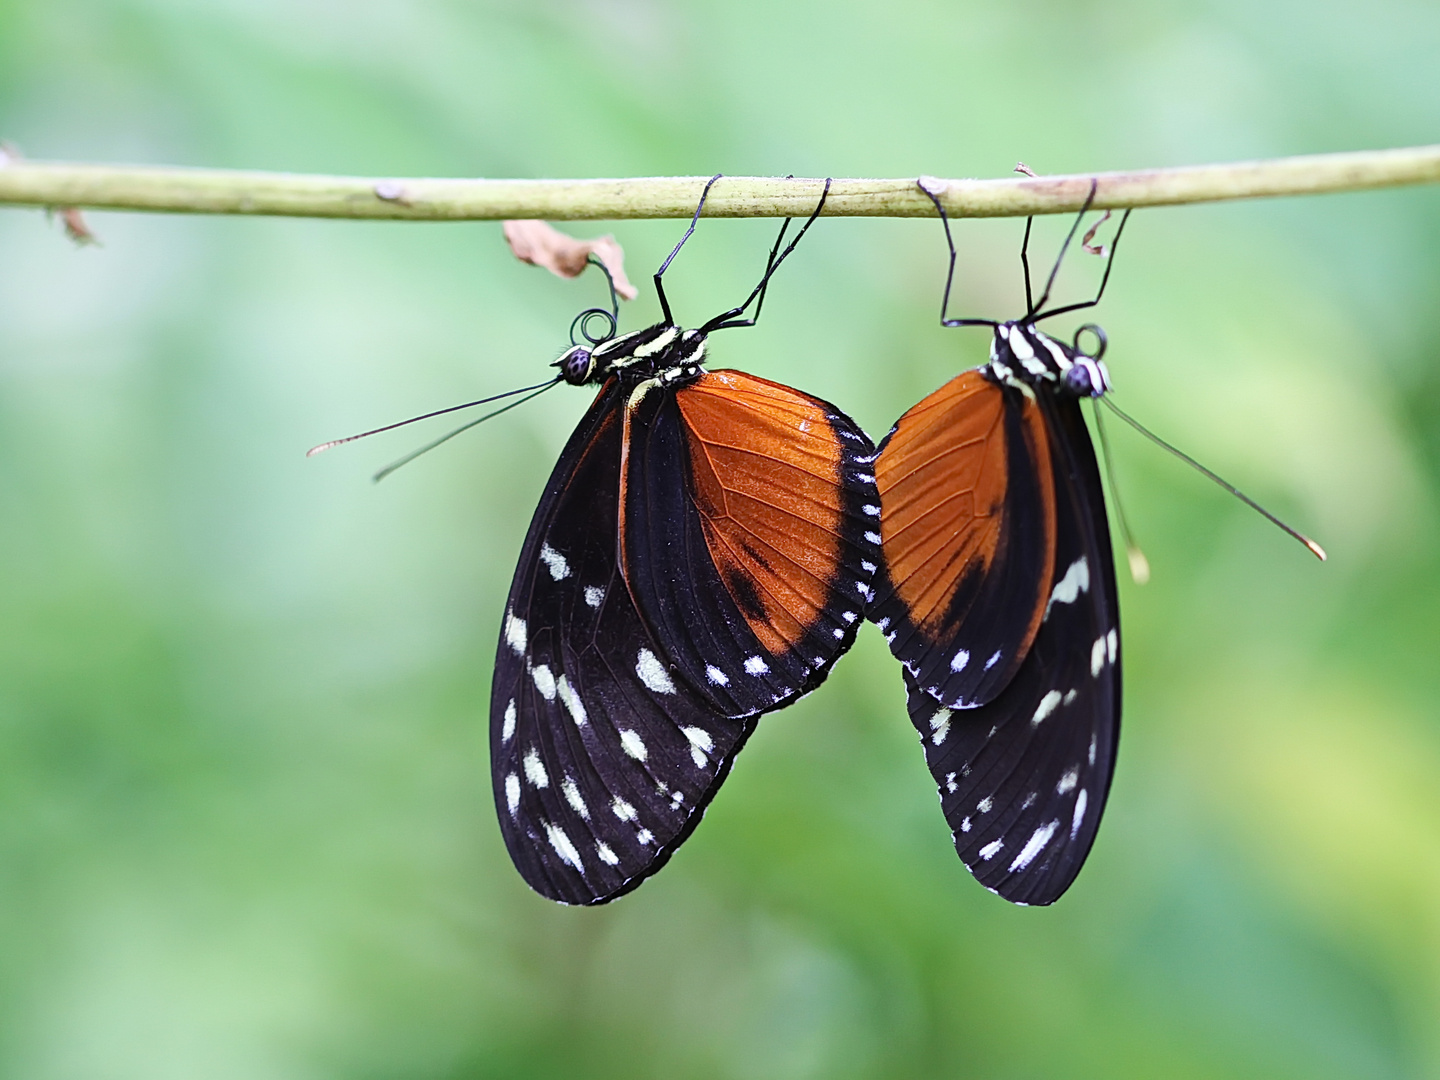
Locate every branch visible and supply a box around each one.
[1,145,1438,222]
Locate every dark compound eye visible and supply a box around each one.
[557,347,594,385]
[1062,361,1098,397]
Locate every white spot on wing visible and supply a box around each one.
[584,585,605,609]
[1031,689,1063,726]
[504,612,527,655]
[950,649,970,673]
[977,796,993,814]
[636,828,654,846]
[596,841,619,866]
[1057,767,1079,794]
[502,699,517,741]
[539,543,571,580]
[635,648,676,694]
[681,727,714,753]
[505,773,520,814]
[1091,637,1107,676]
[863,504,881,516]
[1009,820,1059,872]
[561,776,590,818]
[984,649,1002,671]
[619,729,648,761]
[1107,628,1118,663]
[1072,789,1089,838]
[705,664,729,686]
[842,611,857,623]
[612,797,637,822]
[865,531,882,545]
[960,816,971,832]
[1045,556,1090,617]
[1088,735,1097,765]
[744,656,769,676]
[682,726,714,768]
[930,708,952,746]
[945,772,958,794]
[531,663,557,700]
[523,749,549,788]
[544,821,583,870]
[556,675,587,726]
[979,839,1004,861]
[861,560,877,573]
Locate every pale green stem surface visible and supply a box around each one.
[1,145,1438,221]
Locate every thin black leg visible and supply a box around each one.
[1031,208,1132,323]
[654,173,725,327]
[916,179,998,330]
[738,213,794,330]
[700,177,833,333]
[1020,216,1036,315]
[1027,178,1098,320]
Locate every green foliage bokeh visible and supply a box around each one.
[3,1,1440,1077]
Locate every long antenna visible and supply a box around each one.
[307,377,559,457]
[1092,403,1151,583]
[371,380,561,482]
[1102,398,1326,561]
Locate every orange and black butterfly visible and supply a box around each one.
[869,180,1130,906]
[491,177,881,904]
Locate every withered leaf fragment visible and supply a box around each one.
[502,220,638,300]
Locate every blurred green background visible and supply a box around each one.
[2,1,1439,1077]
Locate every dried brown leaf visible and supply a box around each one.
[1081,210,1112,257]
[502,220,638,301]
[56,207,99,246]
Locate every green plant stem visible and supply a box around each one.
[1,145,1438,221]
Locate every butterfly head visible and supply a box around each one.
[555,324,709,388]
[987,320,1111,400]
[553,344,597,385]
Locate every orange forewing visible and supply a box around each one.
[877,369,1056,655]
[675,370,847,656]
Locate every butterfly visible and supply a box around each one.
[491,176,882,905]
[868,179,1130,905]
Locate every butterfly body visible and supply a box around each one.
[495,319,880,905]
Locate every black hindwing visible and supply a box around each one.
[904,395,1120,905]
[491,382,755,905]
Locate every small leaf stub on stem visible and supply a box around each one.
[917,175,949,198]
[502,220,638,300]
[53,207,99,246]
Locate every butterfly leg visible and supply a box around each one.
[916,178,999,330]
[654,173,726,327]
[699,177,833,333]
[1030,206,1133,323]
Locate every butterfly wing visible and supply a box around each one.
[491,381,756,905]
[905,394,1120,905]
[871,368,1057,708]
[619,369,880,715]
